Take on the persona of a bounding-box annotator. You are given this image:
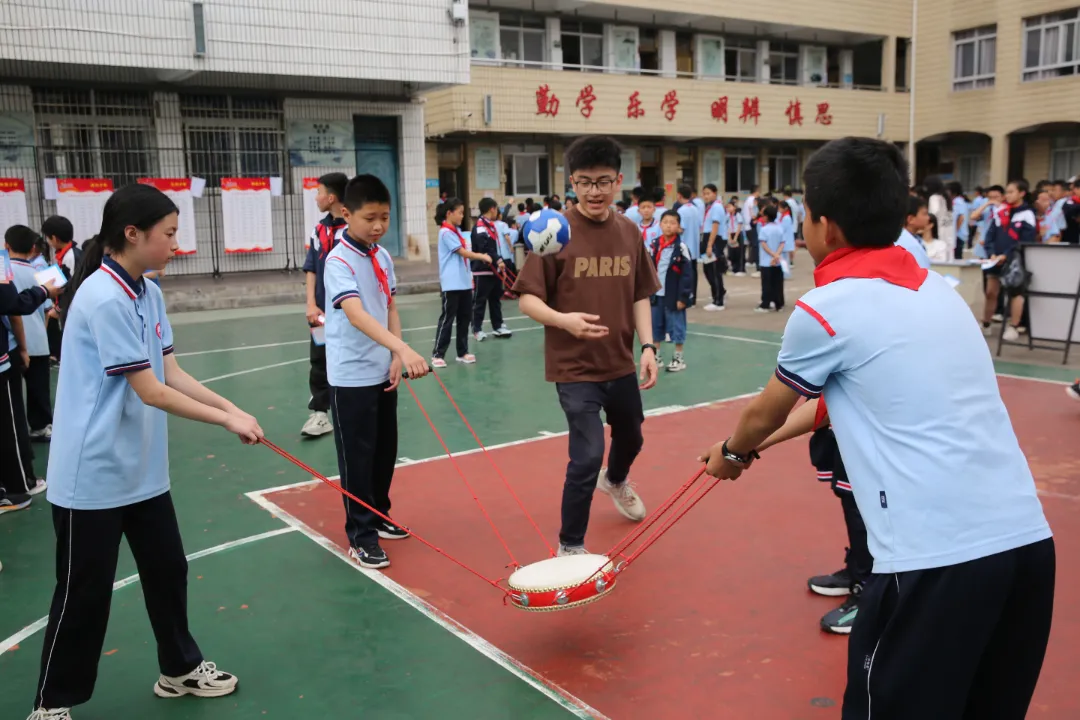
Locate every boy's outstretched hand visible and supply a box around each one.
[699,440,751,480]
[639,349,658,390]
[390,345,429,390]
[559,312,609,339]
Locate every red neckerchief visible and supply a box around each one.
[813,246,928,291]
[756,216,767,227]
[318,216,346,256]
[350,236,392,307]
[56,242,73,264]
[652,235,677,269]
[441,222,469,268]
[782,209,791,219]
[477,216,498,243]
[640,219,656,244]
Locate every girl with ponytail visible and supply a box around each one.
[28,184,262,720]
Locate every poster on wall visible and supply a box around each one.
[56,179,113,245]
[138,178,197,255]
[302,177,323,247]
[0,114,35,168]
[0,178,29,231]
[220,178,273,253]
[470,13,499,60]
[287,121,355,168]
[801,46,828,86]
[620,149,638,186]
[702,151,722,188]
[474,147,501,189]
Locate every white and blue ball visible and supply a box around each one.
[523,209,571,256]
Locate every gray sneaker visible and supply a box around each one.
[596,468,646,521]
[300,411,333,437]
[557,544,589,557]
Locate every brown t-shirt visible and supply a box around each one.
[513,206,661,383]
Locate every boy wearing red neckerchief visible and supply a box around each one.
[701,137,1053,719]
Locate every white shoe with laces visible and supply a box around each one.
[474,331,487,342]
[300,411,333,437]
[596,468,646,521]
[153,660,238,699]
[28,478,47,496]
[1003,325,1020,342]
[557,544,590,557]
[27,709,72,720]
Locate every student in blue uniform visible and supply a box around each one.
[300,172,349,438]
[895,195,932,268]
[756,204,785,311]
[700,183,729,311]
[779,202,796,279]
[702,137,1053,720]
[675,186,702,302]
[6,226,54,442]
[649,210,694,372]
[431,198,491,368]
[950,181,970,259]
[323,174,430,570]
[28,184,263,720]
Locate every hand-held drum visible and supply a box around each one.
[507,554,617,612]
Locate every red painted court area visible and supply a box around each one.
[265,377,1080,719]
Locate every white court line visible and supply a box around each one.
[688,330,782,346]
[0,527,296,657]
[177,315,530,358]
[245,491,608,720]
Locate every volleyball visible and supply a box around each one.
[523,209,570,256]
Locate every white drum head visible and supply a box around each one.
[508,554,613,592]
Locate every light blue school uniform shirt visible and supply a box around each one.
[953,196,970,243]
[895,229,932,269]
[1048,197,1067,236]
[323,229,397,388]
[47,257,174,510]
[758,222,784,267]
[10,259,49,356]
[780,213,796,252]
[975,201,996,244]
[775,266,1051,573]
[624,205,642,226]
[677,203,702,260]
[691,197,705,217]
[437,225,472,291]
[704,202,729,247]
[639,220,662,248]
[494,220,516,260]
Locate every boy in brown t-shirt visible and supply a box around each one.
[513,136,661,555]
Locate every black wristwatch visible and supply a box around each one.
[641,343,658,355]
[721,438,760,468]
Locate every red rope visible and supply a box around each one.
[430,372,555,557]
[401,377,521,567]
[622,476,723,567]
[604,467,706,560]
[258,438,510,595]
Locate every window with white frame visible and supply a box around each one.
[499,13,545,67]
[470,10,500,61]
[768,149,799,191]
[1051,136,1080,181]
[1022,9,1080,81]
[769,42,800,85]
[180,95,283,190]
[957,154,987,190]
[696,36,725,79]
[503,149,549,197]
[33,88,157,187]
[562,21,604,71]
[725,39,758,82]
[725,150,757,194]
[952,26,996,90]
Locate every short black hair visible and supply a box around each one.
[660,209,681,225]
[653,187,666,204]
[564,135,623,175]
[677,185,692,199]
[987,184,1005,195]
[762,204,778,222]
[974,185,984,194]
[318,172,348,203]
[4,224,38,253]
[907,195,927,217]
[41,215,73,244]
[478,197,498,215]
[435,197,464,224]
[703,183,718,193]
[638,196,655,206]
[548,199,563,211]
[750,184,760,193]
[923,174,946,198]
[802,137,908,249]
[615,200,629,211]
[1052,179,1067,188]
[343,174,391,212]
[631,186,644,199]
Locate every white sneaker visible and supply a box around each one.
[1003,325,1020,342]
[734,272,747,277]
[474,331,487,342]
[703,303,720,312]
[300,411,333,437]
[557,544,589,557]
[596,468,646,521]
[28,478,47,496]
[153,660,238,699]
[431,357,448,368]
[666,356,687,373]
[27,709,73,720]
[493,326,513,338]
[29,425,51,441]
[456,354,477,364]
[991,313,1004,323]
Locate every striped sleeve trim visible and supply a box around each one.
[816,471,834,481]
[332,290,360,309]
[835,480,852,491]
[162,345,175,356]
[775,365,823,398]
[105,359,152,376]
[0,352,8,365]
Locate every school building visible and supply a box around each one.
[423,0,1080,222]
[0,0,469,274]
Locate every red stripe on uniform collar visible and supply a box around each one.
[813,246,928,291]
